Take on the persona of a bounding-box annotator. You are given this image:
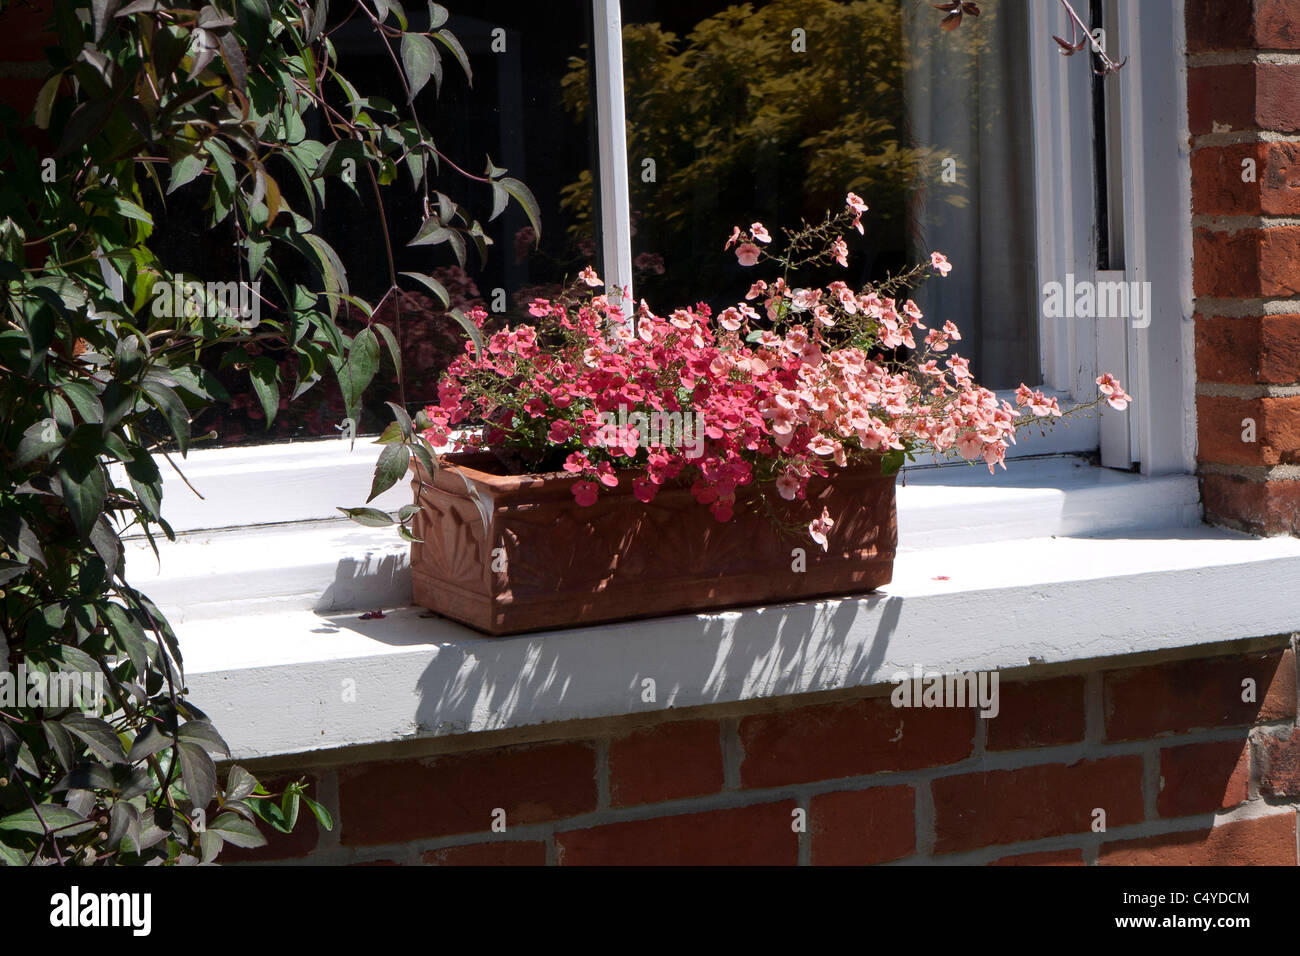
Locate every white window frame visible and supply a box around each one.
[585,0,1194,469]
[130,0,1197,540]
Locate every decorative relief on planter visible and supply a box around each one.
[410,454,897,635]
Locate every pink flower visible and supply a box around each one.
[1096,373,1133,411]
[548,420,575,442]
[578,266,603,288]
[942,320,962,340]
[633,476,658,503]
[572,481,599,507]
[563,452,590,473]
[808,507,834,551]
[735,242,762,267]
[831,237,849,268]
[846,192,868,215]
[751,222,772,243]
[930,252,952,276]
[718,307,744,332]
[776,473,801,500]
[724,226,742,250]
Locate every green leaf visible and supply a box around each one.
[225,765,258,801]
[302,795,334,831]
[108,195,152,224]
[339,327,379,425]
[385,401,413,439]
[141,380,191,454]
[881,448,906,477]
[168,151,207,194]
[33,72,62,129]
[57,452,106,539]
[127,723,174,764]
[102,602,150,677]
[401,32,438,98]
[368,443,410,502]
[62,714,127,764]
[409,214,452,247]
[177,740,217,809]
[178,719,231,757]
[433,28,472,84]
[15,419,63,467]
[499,176,541,239]
[92,0,123,40]
[448,308,485,358]
[400,271,450,308]
[427,2,448,29]
[281,789,300,831]
[0,806,86,834]
[209,811,266,848]
[337,506,395,527]
[249,356,280,428]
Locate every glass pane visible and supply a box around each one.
[596,0,1037,389]
[177,2,598,446]
[902,0,1040,388]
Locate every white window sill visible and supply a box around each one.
[121,442,1298,762]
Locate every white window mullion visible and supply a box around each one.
[592,0,634,312]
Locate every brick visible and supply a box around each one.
[810,786,915,865]
[422,841,547,866]
[1203,473,1300,534]
[1099,813,1297,865]
[986,677,1086,751]
[1192,141,1300,217]
[1157,739,1250,817]
[556,801,798,865]
[1184,0,1254,53]
[1193,227,1262,298]
[338,742,597,846]
[0,0,53,62]
[218,773,321,863]
[738,696,974,788]
[1104,649,1296,740]
[1188,64,1256,136]
[0,77,41,119]
[1259,726,1300,797]
[1257,64,1300,133]
[989,848,1085,866]
[1194,226,1300,301]
[1197,395,1300,466]
[931,757,1145,855]
[1261,142,1300,214]
[1192,143,1265,216]
[1260,226,1300,296]
[1196,313,1300,385]
[1255,0,1300,49]
[609,719,724,808]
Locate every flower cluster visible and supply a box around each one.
[421,196,1130,548]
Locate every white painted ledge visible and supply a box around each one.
[180,527,1300,761]
[126,448,1266,762]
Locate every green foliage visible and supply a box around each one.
[0,0,529,864]
[560,0,948,287]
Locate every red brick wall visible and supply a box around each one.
[230,642,1300,866]
[1189,0,1300,533]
